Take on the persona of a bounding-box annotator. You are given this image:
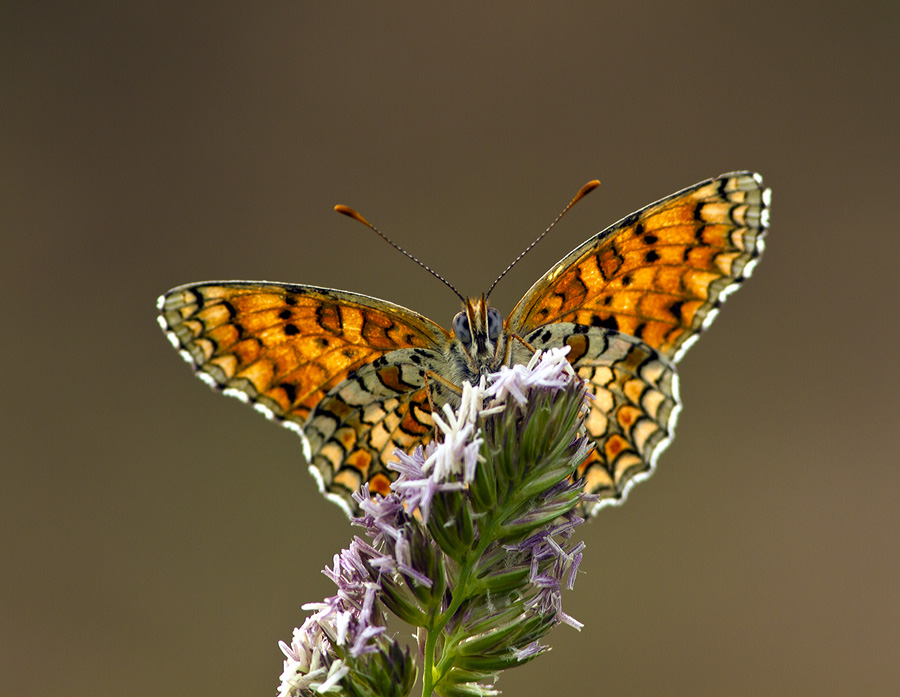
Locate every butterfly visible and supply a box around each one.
[158,171,769,517]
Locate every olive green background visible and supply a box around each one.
[3,2,898,696]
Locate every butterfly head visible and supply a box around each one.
[450,295,506,376]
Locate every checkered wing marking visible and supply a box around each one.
[518,324,679,513]
[301,349,447,514]
[509,172,769,363]
[157,282,449,440]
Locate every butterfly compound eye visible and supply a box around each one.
[452,311,472,345]
[487,307,503,341]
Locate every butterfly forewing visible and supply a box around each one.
[508,171,768,362]
[158,282,448,430]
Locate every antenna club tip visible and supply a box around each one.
[569,179,601,206]
[334,204,370,226]
[579,179,601,197]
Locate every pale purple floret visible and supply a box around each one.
[484,346,574,406]
[503,509,588,630]
[349,625,386,658]
[353,488,406,545]
[390,444,466,524]
[278,537,387,695]
[393,534,433,588]
[567,551,583,591]
[511,641,547,661]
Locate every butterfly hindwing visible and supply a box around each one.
[508,171,769,363]
[516,324,679,511]
[303,350,445,514]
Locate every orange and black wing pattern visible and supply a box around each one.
[509,172,769,363]
[514,172,769,510]
[159,172,769,516]
[158,282,449,432]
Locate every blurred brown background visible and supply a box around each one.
[3,2,898,696]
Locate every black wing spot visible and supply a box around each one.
[540,329,553,343]
[644,250,660,263]
[603,296,612,306]
[187,288,205,308]
[573,323,589,334]
[643,233,658,245]
[727,202,740,223]
[622,274,633,287]
[284,324,300,336]
[593,315,619,331]
[317,337,330,347]
[669,300,684,321]
[221,301,237,319]
[342,348,355,359]
[280,383,297,404]
[278,309,292,320]
[284,295,298,306]
[694,200,705,222]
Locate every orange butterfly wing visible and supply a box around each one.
[158,282,449,429]
[510,172,770,509]
[509,171,769,362]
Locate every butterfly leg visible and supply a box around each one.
[509,333,538,357]
[421,371,457,443]
[421,371,439,420]
[422,369,463,424]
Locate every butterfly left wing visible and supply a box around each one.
[158,281,449,440]
[507,172,768,511]
[508,172,769,363]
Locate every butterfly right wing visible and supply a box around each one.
[157,281,450,451]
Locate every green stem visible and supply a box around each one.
[421,515,502,695]
[421,621,438,697]
[420,552,478,696]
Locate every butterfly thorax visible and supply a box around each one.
[446,296,508,385]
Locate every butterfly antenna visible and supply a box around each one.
[334,204,466,303]
[485,179,601,298]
